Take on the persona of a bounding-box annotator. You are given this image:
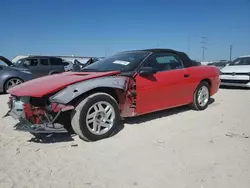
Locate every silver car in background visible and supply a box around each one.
[0,56,33,93]
[219,55,250,88]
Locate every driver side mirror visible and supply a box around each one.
[139,67,157,76]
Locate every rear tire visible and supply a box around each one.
[71,92,120,141]
[191,81,210,111]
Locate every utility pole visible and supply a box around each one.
[201,36,207,61]
[229,45,232,61]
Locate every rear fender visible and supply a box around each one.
[49,76,129,104]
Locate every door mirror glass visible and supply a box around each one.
[139,67,157,76]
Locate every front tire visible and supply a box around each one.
[71,92,120,141]
[192,81,210,111]
[4,78,23,92]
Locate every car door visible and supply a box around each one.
[23,58,40,78]
[135,52,191,115]
[50,58,66,73]
[39,58,51,76]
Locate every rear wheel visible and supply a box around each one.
[4,78,23,91]
[71,92,120,141]
[191,81,210,111]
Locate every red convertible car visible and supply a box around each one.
[6,49,220,141]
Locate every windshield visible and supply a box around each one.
[81,51,150,72]
[229,57,250,66]
[15,59,25,66]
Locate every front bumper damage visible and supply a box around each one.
[6,96,74,134]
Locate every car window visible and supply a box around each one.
[50,58,64,66]
[40,59,49,66]
[81,51,150,72]
[62,61,70,66]
[143,53,184,72]
[229,57,250,66]
[24,59,38,66]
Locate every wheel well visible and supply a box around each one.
[200,78,211,88]
[49,71,59,75]
[4,77,24,91]
[69,87,120,106]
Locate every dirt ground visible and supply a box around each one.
[0,88,250,188]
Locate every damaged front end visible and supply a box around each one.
[6,95,74,133]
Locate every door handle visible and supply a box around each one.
[184,74,190,78]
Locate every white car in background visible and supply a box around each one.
[219,55,250,87]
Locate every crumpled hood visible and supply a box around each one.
[7,71,120,97]
[220,65,250,73]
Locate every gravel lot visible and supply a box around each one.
[0,88,250,188]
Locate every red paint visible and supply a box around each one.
[7,71,120,97]
[135,65,220,115]
[23,104,45,124]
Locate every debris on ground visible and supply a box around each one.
[225,132,249,139]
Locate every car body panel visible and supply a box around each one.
[136,68,191,114]
[220,65,250,73]
[136,65,220,115]
[49,76,129,104]
[0,64,33,93]
[219,64,250,87]
[7,71,120,97]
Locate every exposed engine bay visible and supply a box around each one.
[6,76,137,134]
[7,96,74,133]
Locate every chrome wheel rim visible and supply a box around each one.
[6,78,22,90]
[86,101,115,135]
[197,86,209,107]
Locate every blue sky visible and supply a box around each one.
[0,0,249,61]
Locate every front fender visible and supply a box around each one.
[49,76,128,104]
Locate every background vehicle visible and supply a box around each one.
[15,56,70,78]
[219,55,250,87]
[207,60,231,69]
[6,49,220,141]
[0,56,32,93]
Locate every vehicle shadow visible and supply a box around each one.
[26,98,215,143]
[28,132,75,144]
[220,86,250,90]
[124,98,215,125]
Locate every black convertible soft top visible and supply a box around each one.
[125,48,199,68]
